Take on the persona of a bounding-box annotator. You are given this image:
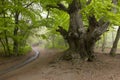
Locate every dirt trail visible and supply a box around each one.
[0,46,39,76]
[0,48,120,80]
[0,47,61,80]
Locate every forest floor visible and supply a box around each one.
[0,47,120,80]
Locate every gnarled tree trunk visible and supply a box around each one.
[49,0,109,61]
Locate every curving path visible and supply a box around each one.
[0,46,40,76]
[1,48,120,80]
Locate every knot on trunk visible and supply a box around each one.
[68,32,79,38]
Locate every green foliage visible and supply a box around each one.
[0,44,31,56]
[0,47,5,56]
[80,0,120,26]
[37,0,120,50]
[0,0,120,56]
[19,45,32,55]
[50,9,69,30]
[44,34,68,49]
[0,0,42,56]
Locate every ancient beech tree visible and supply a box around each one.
[47,0,110,61]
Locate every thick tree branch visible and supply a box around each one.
[56,26,68,39]
[93,21,110,37]
[98,17,105,27]
[88,15,98,27]
[47,3,68,12]
[68,0,81,13]
[57,3,68,12]
[87,15,99,34]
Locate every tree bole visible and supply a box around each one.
[55,0,109,61]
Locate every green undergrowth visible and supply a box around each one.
[19,45,32,55]
[0,45,32,57]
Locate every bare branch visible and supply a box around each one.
[47,3,68,12]
[24,1,34,8]
[46,8,50,18]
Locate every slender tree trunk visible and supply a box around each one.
[3,16,11,56]
[2,0,11,56]
[0,39,7,55]
[110,27,120,56]
[13,28,19,55]
[51,35,55,48]
[4,32,11,56]
[13,12,19,55]
[109,0,119,56]
[102,34,106,52]
[112,31,115,44]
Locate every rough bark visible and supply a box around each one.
[110,27,120,56]
[51,0,109,61]
[13,12,19,55]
